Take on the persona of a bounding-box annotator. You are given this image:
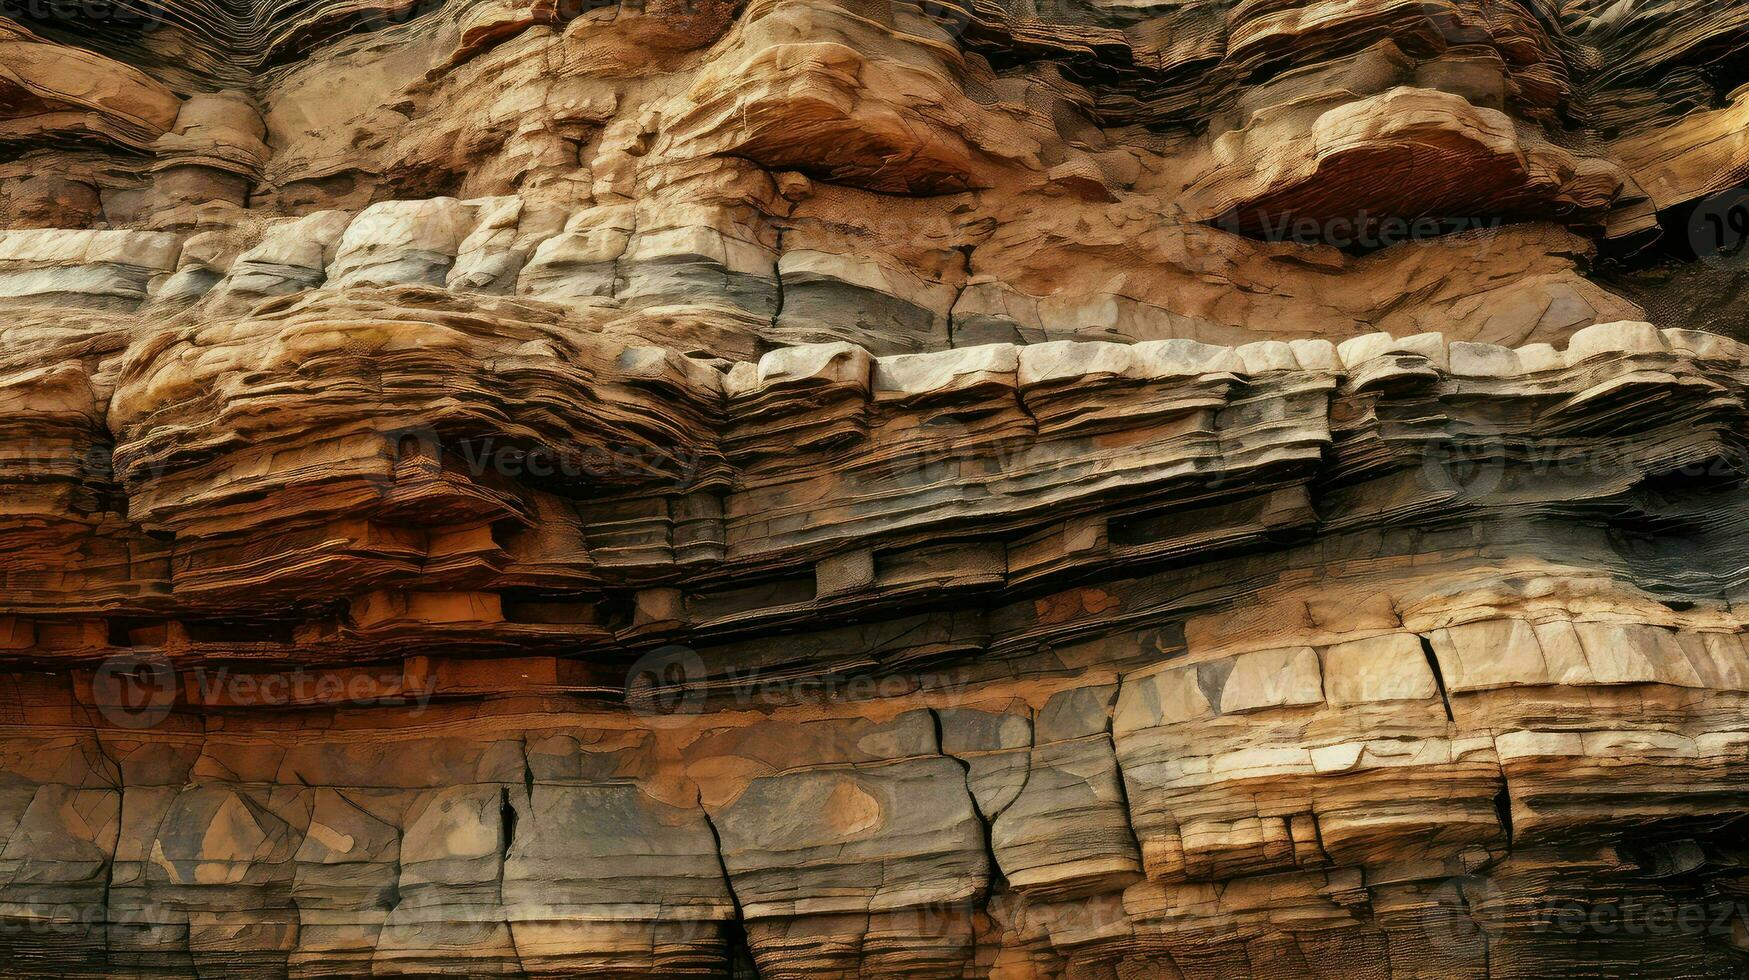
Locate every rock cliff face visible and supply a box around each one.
[1,0,1749,976]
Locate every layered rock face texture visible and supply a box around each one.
[5,0,1749,976]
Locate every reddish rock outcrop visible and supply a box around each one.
[0,0,1747,976]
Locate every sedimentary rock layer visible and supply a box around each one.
[2,0,1749,975]
[3,311,1749,976]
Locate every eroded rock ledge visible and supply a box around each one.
[3,0,1749,975]
[3,312,1749,976]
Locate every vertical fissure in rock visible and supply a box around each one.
[723,916,759,979]
[699,797,759,978]
[498,785,518,857]
[376,827,404,966]
[1103,681,1143,855]
[5,0,1749,974]
[608,206,633,301]
[497,783,524,974]
[520,734,535,808]
[90,734,123,966]
[929,706,1008,891]
[1418,634,1456,722]
[945,242,975,348]
[769,226,785,324]
[1493,783,1515,845]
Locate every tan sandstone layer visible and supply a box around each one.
[0,0,1748,976]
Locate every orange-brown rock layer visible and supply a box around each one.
[1,0,1749,976]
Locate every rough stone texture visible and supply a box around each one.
[0,0,1748,976]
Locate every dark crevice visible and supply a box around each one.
[498,786,517,858]
[1640,454,1749,495]
[1102,683,1144,858]
[1418,634,1456,723]
[97,736,121,969]
[1593,181,1749,340]
[769,226,785,326]
[1302,805,1333,865]
[260,0,453,69]
[723,917,759,979]
[929,706,1009,892]
[699,798,760,979]
[498,778,524,974]
[106,617,164,648]
[944,242,976,347]
[182,618,297,644]
[1493,784,1515,845]
[1608,186,1748,266]
[519,733,536,806]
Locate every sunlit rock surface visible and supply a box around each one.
[1,0,1749,976]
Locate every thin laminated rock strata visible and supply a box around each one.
[3,0,1749,975]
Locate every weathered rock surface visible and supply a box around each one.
[1,0,1748,976]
